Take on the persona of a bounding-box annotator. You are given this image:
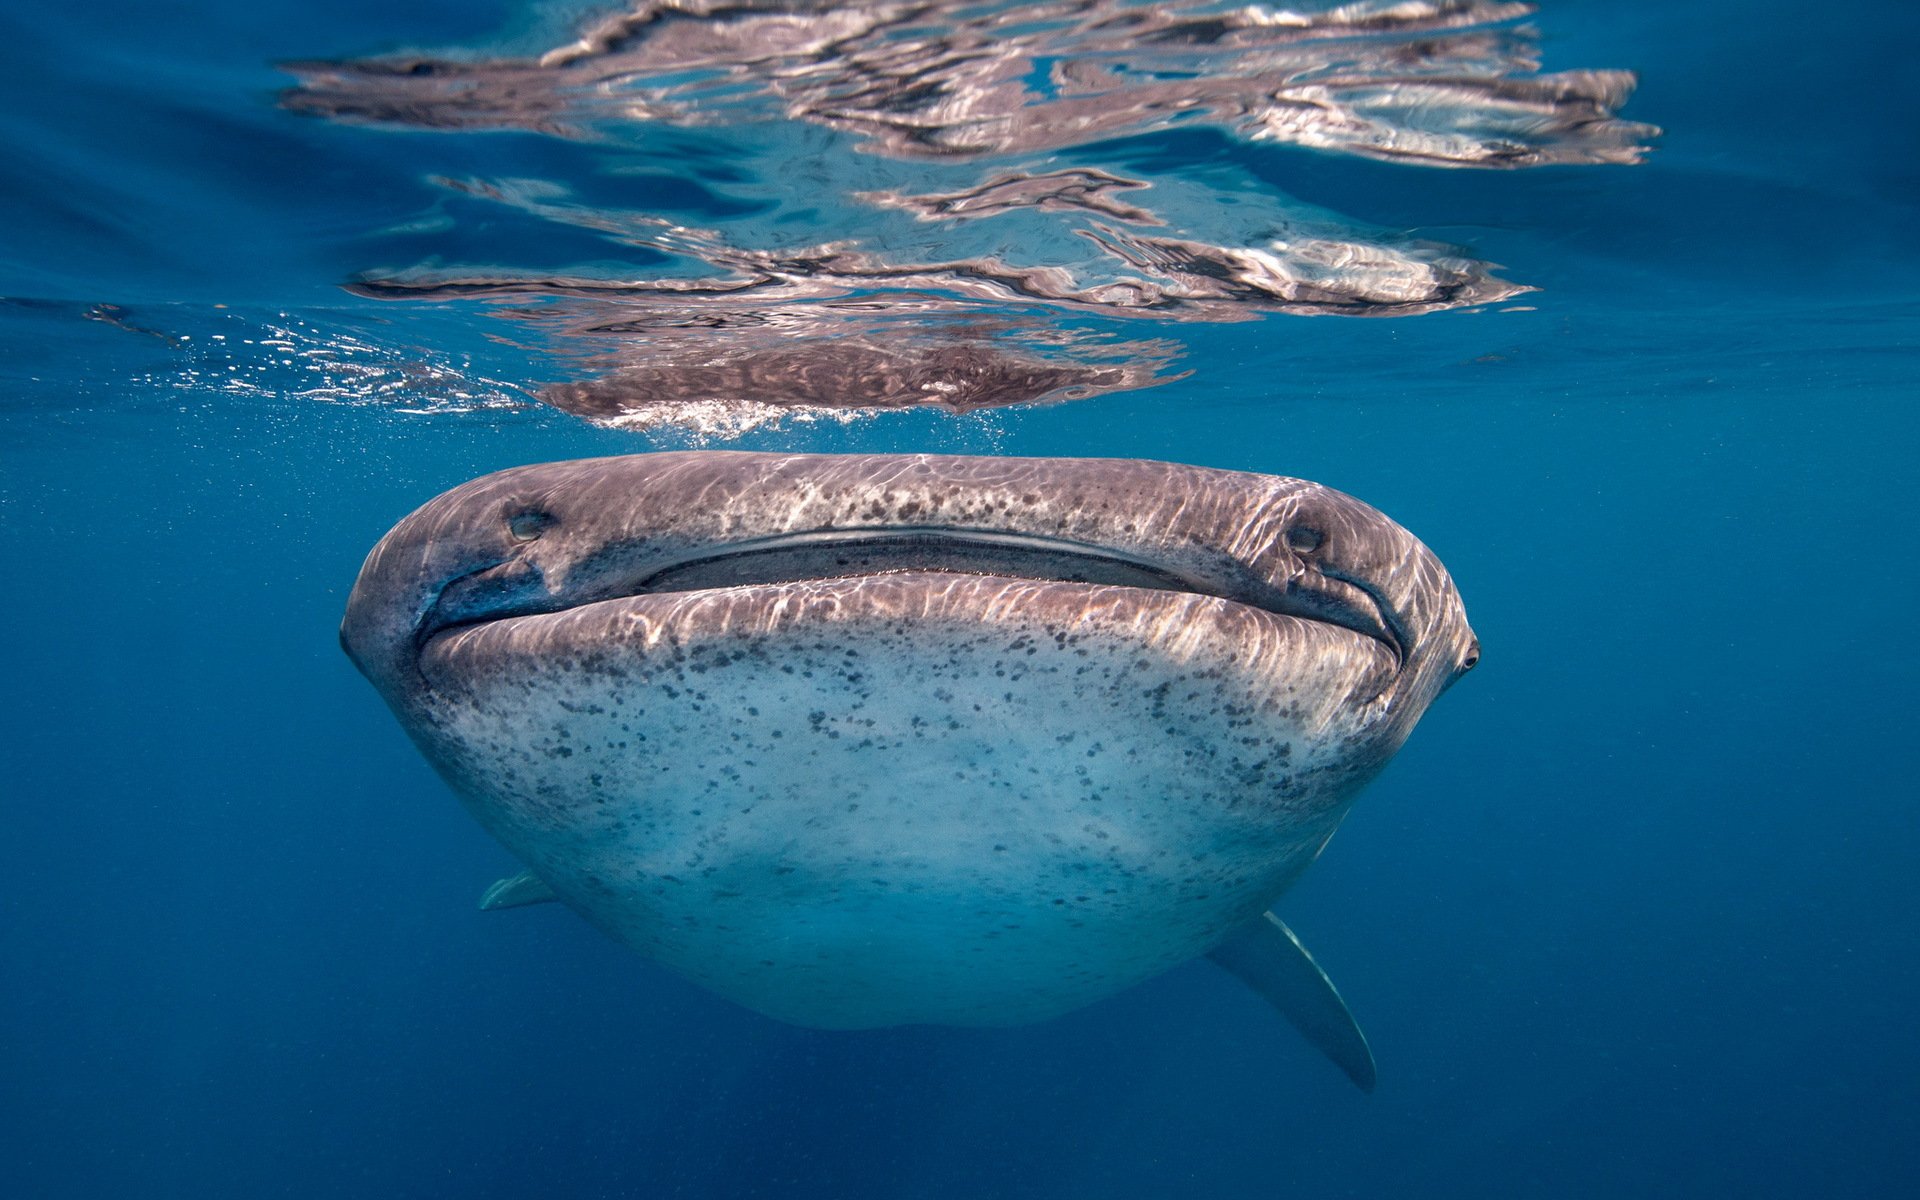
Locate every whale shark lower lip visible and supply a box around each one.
[418,568,1404,699]
[418,567,1403,692]
[416,526,1407,667]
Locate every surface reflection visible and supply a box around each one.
[511,297,1184,434]
[283,1,1655,432]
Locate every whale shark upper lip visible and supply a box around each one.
[416,526,1408,668]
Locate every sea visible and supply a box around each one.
[2,2,1915,1197]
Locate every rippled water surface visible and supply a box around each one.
[3,2,1916,1197]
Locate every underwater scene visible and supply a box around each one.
[2,1,1915,1196]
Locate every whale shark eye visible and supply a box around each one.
[507,511,554,542]
[1461,645,1481,671]
[1285,527,1324,554]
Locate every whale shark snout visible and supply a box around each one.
[342,452,1477,1089]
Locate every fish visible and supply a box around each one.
[340,452,1479,1090]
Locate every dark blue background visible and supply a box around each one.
[3,3,1916,1196]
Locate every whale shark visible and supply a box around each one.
[340,452,1478,1090]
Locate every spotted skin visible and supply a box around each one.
[342,453,1476,1029]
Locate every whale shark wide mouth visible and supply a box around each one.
[634,528,1237,598]
[419,526,1408,667]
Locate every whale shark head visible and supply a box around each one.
[341,452,1475,1036]
[343,451,1476,716]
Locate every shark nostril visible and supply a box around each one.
[507,511,554,542]
[1285,527,1324,554]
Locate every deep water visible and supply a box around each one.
[3,3,1917,1198]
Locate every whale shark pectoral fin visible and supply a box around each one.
[1207,912,1377,1093]
[478,869,559,911]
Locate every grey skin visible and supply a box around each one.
[342,452,1478,1091]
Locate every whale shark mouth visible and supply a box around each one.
[419,526,1408,669]
[637,529,1241,599]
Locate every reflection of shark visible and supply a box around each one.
[539,335,1181,433]
[283,3,1654,436]
[341,453,1479,1090]
[284,0,1653,168]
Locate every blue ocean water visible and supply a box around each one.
[2,2,1916,1197]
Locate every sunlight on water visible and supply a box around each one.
[71,304,533,415]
